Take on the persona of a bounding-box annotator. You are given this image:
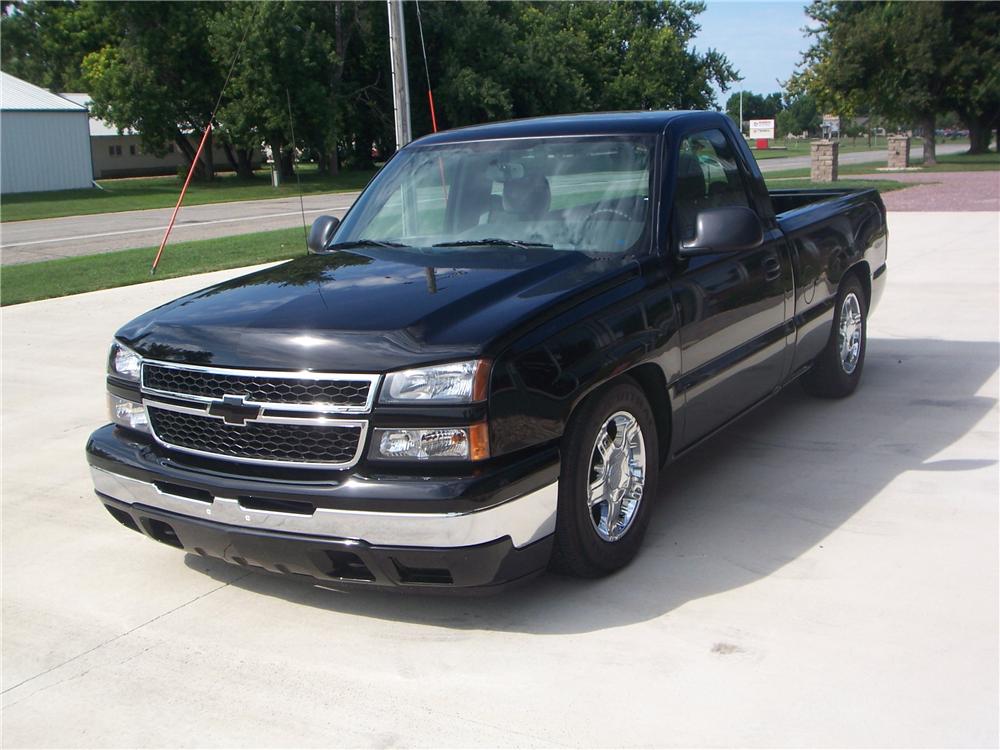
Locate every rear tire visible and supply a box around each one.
[802,274,867,398]
[551,379,659,578]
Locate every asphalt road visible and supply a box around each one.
[0,143,970,265]
[754,140,967,173]
[1,211,997,747]
[0,192,361,265]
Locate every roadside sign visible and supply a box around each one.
[749,119,775,139]
[822,114,841,135]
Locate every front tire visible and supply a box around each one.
[551,380,659,578]
[802,274,867,398]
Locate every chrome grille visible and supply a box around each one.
[142,362,377,412]
[139,361,377,468]
[147,406,363,466]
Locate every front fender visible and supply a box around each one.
[488,273,681,458]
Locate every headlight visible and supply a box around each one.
[380,360,489,403]
[370,424,489,461]
[108,394,149,433]
[108,341,142,382]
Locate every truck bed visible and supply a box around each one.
[769,187,872,217]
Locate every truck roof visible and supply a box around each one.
[413,110,708,146]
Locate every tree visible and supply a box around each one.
[82,3,225,178]
[942,2,1000,154]
[776,93,820,137]
[208,2,340,181]
[557,1,737,112]
[793,1,999,164]
[410,1,738,133]
[725,90,783,129]
[2,0,745,183]
[1,1,116,91]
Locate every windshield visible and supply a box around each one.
[334,136,654,254]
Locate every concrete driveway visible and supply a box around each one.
[1,212,997,747]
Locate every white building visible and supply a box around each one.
[0,72,94,194]
[61,93,263,179]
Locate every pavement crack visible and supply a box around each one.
[2,573,250,700]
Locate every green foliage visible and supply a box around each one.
[792,1,1000,156]
[416,1,736,130]
[941,2,1000,153]
[81,2,224,170]
[776,93,820,137]
[208,2,339,172]
[3,0,740,176]
[0,1,115,91]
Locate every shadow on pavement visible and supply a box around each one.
[185,337,998,634]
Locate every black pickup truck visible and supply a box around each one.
[87,111,887,590]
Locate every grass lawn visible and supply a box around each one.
[748,136,931,160]
[3,176,906,306]
[0,164,377,223]
[1,227,304,306]
[763,150,998,180]
[6,150,989,305]
[764,177,914,193]
[897,150,1000,172]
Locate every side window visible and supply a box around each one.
[674,129,750,242]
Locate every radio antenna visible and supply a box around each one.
[414,0,439,133]
[286,88,309,253]
[150,4,259,275]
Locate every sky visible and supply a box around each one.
[692,1,813,107]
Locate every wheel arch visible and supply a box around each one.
[623,363,672,465]
[846,260,871,309]
[562,364,672,466]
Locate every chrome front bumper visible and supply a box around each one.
[90,466,558,550]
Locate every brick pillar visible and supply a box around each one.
[810,140,838,182]
[887,135,911,169]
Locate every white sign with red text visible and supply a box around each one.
[749,119,776,139]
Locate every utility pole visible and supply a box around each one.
[739,89,744,137]
[387,0,412,151]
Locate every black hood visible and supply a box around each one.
[118,247,637,372]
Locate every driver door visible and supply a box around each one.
[670,128,789,447]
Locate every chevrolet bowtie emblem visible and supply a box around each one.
[207,395,262,426]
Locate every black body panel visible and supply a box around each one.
[98,493,552,591]
[87,425,559,516]
[90,110,887,590]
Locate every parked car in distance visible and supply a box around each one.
[87,111,887,591]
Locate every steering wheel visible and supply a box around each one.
[583,207,632,223]
[578,207,633,246]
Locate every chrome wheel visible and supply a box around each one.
[587,410,646,542]
[839,292,863,375]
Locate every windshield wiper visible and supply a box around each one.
[325,239,411,250]
[432,238,554,249]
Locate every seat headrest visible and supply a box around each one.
[676,152,706,202]
[502,175,551,218]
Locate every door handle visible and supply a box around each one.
[763,255,782,282]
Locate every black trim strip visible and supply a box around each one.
[793,295,836,330]
[673,319,794,395]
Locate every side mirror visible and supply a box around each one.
[679,206,764,256]
[307,215,340,254]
